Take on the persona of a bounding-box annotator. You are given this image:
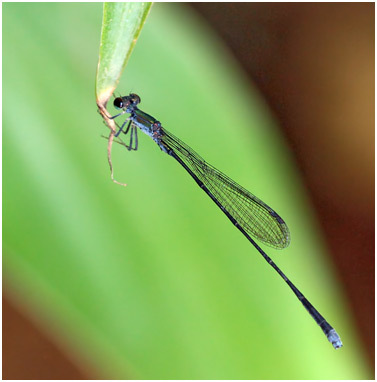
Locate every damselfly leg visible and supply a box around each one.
[115,120,138,151]
[115,119,131,137]
[127,124,138,151]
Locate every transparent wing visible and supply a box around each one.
[161,128,290,249]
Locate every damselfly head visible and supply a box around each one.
[114,94,141,111]
[113,97,125,110]
[128,93,141,106]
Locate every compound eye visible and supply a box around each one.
[129,93,141,105]
[113,97,124,109]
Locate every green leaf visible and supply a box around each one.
[96,2,152,107]
[95,2,152,184]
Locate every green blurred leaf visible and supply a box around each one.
[96,2,152,106]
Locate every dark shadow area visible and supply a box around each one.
[3,296,88,380]
[190,2,374,369]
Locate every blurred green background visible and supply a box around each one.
[3,2,372,379]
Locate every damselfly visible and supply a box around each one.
[110,93,342,349]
